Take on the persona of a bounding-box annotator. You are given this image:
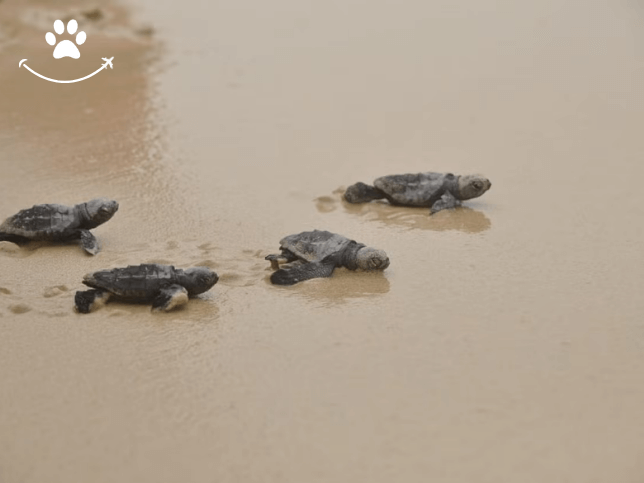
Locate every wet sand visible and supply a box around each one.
[1,0,644,481]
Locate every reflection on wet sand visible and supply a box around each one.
[269,269,390,307]
[315,188,492,233]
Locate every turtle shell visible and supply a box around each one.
[0,203,80,240]
[83,264,181,301]
[373,172,456,206]
[279,230,352,263]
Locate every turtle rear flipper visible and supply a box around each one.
[265,250,298,270]
[430,191,462,214]
[152,285,189,312]
[271,260,336,285]
[75,289,111,313]
[79,229,100,255]
[0,233,30,244]
[344,182,386,203]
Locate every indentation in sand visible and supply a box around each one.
[193,259,218,269]
[51,311,72,317]
[146,258,174,266]
[197,242,217,252]
[0,242,21,255]
[43,285,70,298]
[108,310,128,317]
[9,303,31,314]
[0,240,75,257]
[314,195,338,213]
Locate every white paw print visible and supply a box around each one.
[45,19,86,59]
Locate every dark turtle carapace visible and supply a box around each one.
[74,264,219,313]
[265,230,389,285]
[0,198,119,255]
[344,172,491,214]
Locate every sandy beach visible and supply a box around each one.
[1,0,643,481]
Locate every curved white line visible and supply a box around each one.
[20,61,108,84]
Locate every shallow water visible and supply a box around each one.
[1,0,644,481]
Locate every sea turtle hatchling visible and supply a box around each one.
[0,198,119,255]
[74,264,219,313]
[344,172,491,214]
[265,230,390,285]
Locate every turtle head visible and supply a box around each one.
[180,267,219,296]
[355,247,390,271]
[458,175,491,200]
[83,198,119,228]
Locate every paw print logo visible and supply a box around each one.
[45,19,87,59]
[19,15,114,83]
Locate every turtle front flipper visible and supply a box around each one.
[152,284,189,312]
[79,229,100,255]
[430,191,462,214]
[75,289,111,313]
[271,260,337,285]
[344,182,386,203]
[0,233,30,245]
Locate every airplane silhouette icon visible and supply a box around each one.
[101,57,114,69]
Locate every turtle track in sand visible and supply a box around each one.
[0,240,43,258]
[104,239,269,290]
[1,239,271,318]
[0,286,33,316]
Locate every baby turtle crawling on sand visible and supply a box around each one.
[75,264,219,313]
[344,172,491,214]
[266,230,389,285]
[0,198,118,255]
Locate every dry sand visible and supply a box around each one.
[1,0,644,481]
